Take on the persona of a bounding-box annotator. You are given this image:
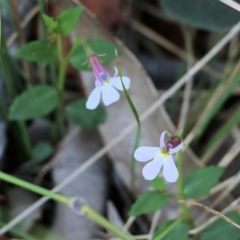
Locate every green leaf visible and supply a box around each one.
[56,6,84,36]
[16,40,58,64]
[70,39,121,70]
[154,220,188,240]
[42,14,58,33]
[160,0,240,31]
[66,98,107,129]
[129,191,172,216]
[151,177,167,191]
[33,141,53,161]
[9,85,58,120]
[202,212,240,240]
[183,166,224,199]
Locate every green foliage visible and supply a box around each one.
[9,85,58,120]
[70,39,121,70]
[66,98,107,129]
[153,220,188,240]
[33,141,53,161]
[42,6,84,36]
[202,212,240,240]
[129,191,172,216]
[42,14,58,33]
[56,6,84,36]
[183,166,224,199]
[160,0,240,31]
[151,177,167,191]
[16,40,58,64]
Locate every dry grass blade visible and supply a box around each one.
[179,199,240,230]
[220,0,240,11]
[185,59,240,146]
[130,19,221,78]
[189,195,240,234]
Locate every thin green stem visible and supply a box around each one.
[0,221,37,240]
[177,151,196,231]
[0,171,71,205]
[115,50,141,192]
[153,217,184,240]
[18,121,34,161]
[81,205,135,240]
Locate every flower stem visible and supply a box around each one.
[81,205,135,240]
[115,50,141,192]
[0,171,70,205]
[177,151,195,230]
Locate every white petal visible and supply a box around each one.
[163,156,179,182]
[111,76,131,90]
[169,142,183,154]
[142,156,164,180]
[134,146,159,162]
[86,87,102,110]
[102,85,120,106]
[160,131,167,148]
[112,67,118,78]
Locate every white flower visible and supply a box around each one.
[134,131,183,182]
[86,55,130,110]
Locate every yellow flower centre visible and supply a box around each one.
[158,148,169,159]
[104,79,110,84]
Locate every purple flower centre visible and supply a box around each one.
[165,136,181,150]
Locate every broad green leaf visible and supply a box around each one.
[16,40,58,64]
[160,0,240,31]
[9,85,58,120]
[154,220,188,240]
[151,177,167,191]
[70,39,121,70]
[33,141,53,161]
[56,6,84,36]
[183,166,224,199]
[202,212,240,240]
[42,14,58,33]
[129,191,172,216]
[66,98,107,129]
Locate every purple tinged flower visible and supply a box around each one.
[134,131,183,182]
[86,55,131,110]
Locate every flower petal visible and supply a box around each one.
[169,142,183,154]
[102,85,120,106]
[142,156,164,180]
[134,146,159,162]
[112,67,118,78]
[160,131,167,148]
[86,87,102,110]
[111,76,131,90]
[163,156,179,182]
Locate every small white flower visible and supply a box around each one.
[86,55,130,110]
[134,131,183,182]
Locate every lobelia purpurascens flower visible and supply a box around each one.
[134,131,183,182]
[86,55,131,110]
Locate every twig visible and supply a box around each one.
[1,19,240,235]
